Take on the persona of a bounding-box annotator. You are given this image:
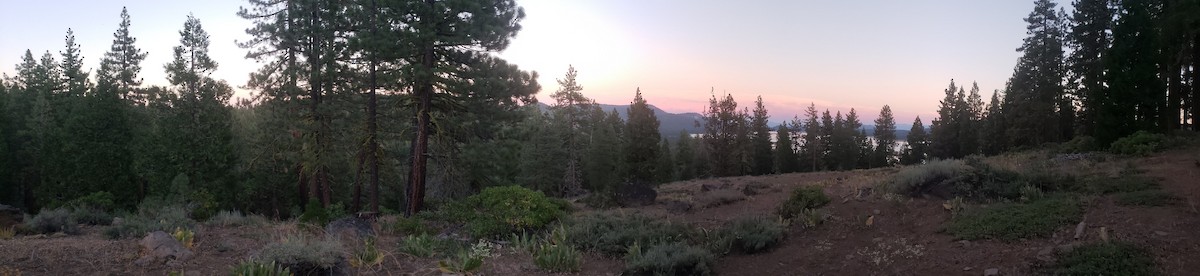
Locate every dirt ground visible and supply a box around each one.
[0,148,1197,275]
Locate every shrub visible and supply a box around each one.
[1110,131,1169,156]
[883,159,970,197]
[1082,175,1158,194]
[885,157,1063,200]
[256,234,346,275]
[625,242,715,276]
[1054,242,1155,276]
[70,207,113,226]
[68,191,116,212]
[25,208,80,235]
[437,250,484,275]
[1115,190,1177,207]
[173,227,195,249]
[947,197,1082,241]
[298,200,331,226]
[398,234,459,258]
[230,260,292,276]
[564,213,692,257]
[440,186,568,238]
[1057,136,1099,153]
[105,204,194,239]
[207,210,268,227]
[776,186,830,220]
[711,217,786,254]
[388,216,431,236]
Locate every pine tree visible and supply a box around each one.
[961,82,984,155]
[901,117,929,165]
[674,130,697,180]
[931,80,962,159]
[1004,0,1069,148]
[549,65,591,195]
[655,139,675,183]
[1068,0,1114,137]
[798,104,823,172]
[872,105,897,167]
[749,96,773,175]
[1100,0,1166,143]
[585,109,622,193]
[98,7,149,103]
[774,123,799,173]
[624,88,662,183]
[703,93,746,177]
[60,29,91,97]
[981,90,1008,155]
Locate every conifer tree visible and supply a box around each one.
[1100,0,1166,143]
[655,139,675,183]
[774,123,799,173]
[1004,0,1069,147]
[549,66,590,194]
[624,88,662,183]
[674,130,697,180]
[872,105,897,167]
[981,90,1008,155]
[749,96,773,175]
[798,104,823,172]
[98,7,149,103]
[1068,0,1113,137]
[60,29,91,97]
[901,117,929,165]
[703,93,745,177]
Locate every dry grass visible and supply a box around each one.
[0,226,14,240]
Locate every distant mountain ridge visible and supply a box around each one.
[536,102,916,140]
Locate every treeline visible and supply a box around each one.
[923,0,1199,160]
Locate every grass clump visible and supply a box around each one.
[436,186,568,238]
[350,237,385,268]
[532,226,582,272]
[0,226,13,240]
[564,213,692,257]
[1054,242,1156,276]
[884,159,969,196]
[256,234,346,275]
[230,260,292,276]
[24,208,80,235]
[776,186,830,220]
[947,197,1082,241]
[438,240,495,275]
[388,216,432,236]
[710,217,786,254]
[1115,190,1177,207]
[625,242,715,276]
[398,233,459,258]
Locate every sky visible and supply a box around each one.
[0,0,1066,125]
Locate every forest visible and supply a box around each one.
[1,0,1197,219]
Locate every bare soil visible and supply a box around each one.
[1,148,1197,275]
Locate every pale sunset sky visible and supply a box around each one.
[0,0,1068,125]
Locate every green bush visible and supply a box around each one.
[947,197,1082,241]
[1115,190,1177,207]
[776,186,830,220]
[25,208,80,235]
[1057,136,1099,153]
[256,234,346,275]
[439,186,568,238]
[885,157,1064,200]
[711,217,786,254]
[884,159,970,196]
[104,204,195,239]
[389,216,432,236]
[230,260,291,276]
[1054,242,1155,276]
[298,200,331,226]
[1110,131,1169,156]
[625,242,715,276]
[69,191,116,212]
[564,213,692,257]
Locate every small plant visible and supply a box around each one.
[510,230,539,253]
[105,203,195,239]
[942,196,966,217]
[388,216,431,236]
[1115,190,1178,207]
[230,260,292,276]
[564,213,692,257]
[534,243,581,272]
[399,233,454,258]
[797,208,824,228]
[776,186,830,220]
[1018,185,1044,202]
[207,210,268,227]
[256,234,346,275]
[70,207,113,226]
[24,208,80,235]
[440,186,568,238]
[350,237,385,268]
[0,226,14,240]
[947,197,1082,241]
[1054,242,1155,275]
[173,227,195,249]
[438,246,486,275]
[0,266,19,276]
[712,217,786,254]
[298,200,331,226]
[624,242,715,276]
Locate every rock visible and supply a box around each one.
[136,231,194,267]
[741,181,770,196]
[700,183,715,192]
[1155,231,1169,236]
[616,180,657,207]
[984,268,1000,276]
[963,267,973,271]
[111,217,124,227]
[326,217,374,240]
[1099,227,1109,242]
[50,232,67,238]
[1073,221,1086,239]
[1038,247,1054,256]
[872,209,881,215]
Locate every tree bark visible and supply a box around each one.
[368,0,381,214]
[406,43,435,217]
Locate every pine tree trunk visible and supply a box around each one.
[1192,36,1199,131]
[368,0,381,214]
[406,43,435,217]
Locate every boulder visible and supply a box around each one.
[135,231,194,267]
[326,217,374,240]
